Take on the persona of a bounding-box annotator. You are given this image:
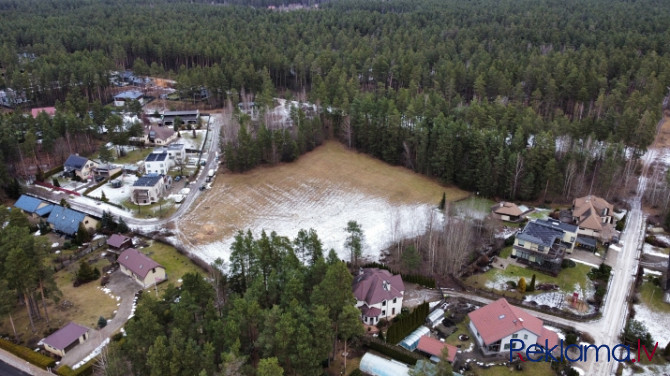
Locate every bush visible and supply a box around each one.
[52,178,61,187]
[385,302,429,344]
[56,358,95,376]
[506,280,517,289]
[98,316,107,329]
[528,274,536,292]
[365,339,420,365]
[74,262,100,286]
[518,277,527,293]
[0,338,56,369]
[561,259,576,269]
[566,333,578,346]
[349,370,364,376]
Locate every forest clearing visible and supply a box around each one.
[176,141,469,263]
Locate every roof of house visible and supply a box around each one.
[14,194,44,213]
[573,195,613,218]
[114,90,143,100]
[353,268,404,306]
[539,327,559,350]
[42,322,89,351]
[146,125,175,141]
[107,234,132,249]
[468,298,544,346]
[168,143,185,151]
[360,306,381,318]
[145,151,168,162]
[494,202,523,217]
[31,107,56,118]
[163,110,199,117]
[516,220,565,248]
[118,248,163,279]
[534,219,578,234]
[133,175,162,188]
[576,208,604,231]
[35,204,54,217]
[417,336,458,362]
[47,206,86,235]
[64,155,88,170]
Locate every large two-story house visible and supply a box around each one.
[511,219,577,274]
[353,268,405,325]
[572,195,615,240]
[131,174,171,205]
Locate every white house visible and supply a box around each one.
[144,151,170,175]
[130,174,171,205]
[468,298,558,356]
[352,268,404,325]
[118,248,166,288]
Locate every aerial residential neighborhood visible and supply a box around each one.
[1,1,670,376]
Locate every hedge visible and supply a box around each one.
[361,262,436,288]
[56,358,95,376]
[37,165,64,181]
[386,302,429,344]
[364,338,420,365]
[0,338,56,369]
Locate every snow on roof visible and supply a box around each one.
[114,90,143,100]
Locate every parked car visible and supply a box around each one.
[199,184,206,191]
[174,175,182,182]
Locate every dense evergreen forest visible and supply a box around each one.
[0,0,668,201]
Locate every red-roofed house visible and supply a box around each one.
[42,322,90,357]
[118,248,166,288]
[416,335,458,363]
[107,234,133,252]
[352,268,404,325]
[31,106,56,118]
[468,298,558,355]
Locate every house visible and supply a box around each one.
[30,106,56,118]
[491,202,532,222]
[353,268,405,325]
[131,174,171,205]
[117,248,166,288]
[14,194,53,218]
[359,352,410,376]
[64,154,98,180]
[107,234,133,252]
[416,335,458,363]
[135,125,178,146]
[161,110,200,126]
[42,322,90,357]
[572,195,615,240]
[47,206,98,236]
[144,151,170,175]
[0,89,28,108]
[511,219,577,274]
[113,90,144,107]
[468,298,558,356]
[94,163,122,179]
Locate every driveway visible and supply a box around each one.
[60,270,140,367]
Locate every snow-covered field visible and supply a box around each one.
[89,174,138,205]
[189,193,442,264]
[177,129,207,150]
[642,243,669,258]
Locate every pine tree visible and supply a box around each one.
[438,192,446,210]
[518,277,527,293]
[529,274,536,292]
[101,190,108,203]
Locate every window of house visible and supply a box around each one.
[512,334,518,339]
[382,310,385,316]
[524,334,528,339]
[392,308,395,315]
[382,301,386,306]
[518,240,525,247]
[393,298,397,304]
[504,344,510,350]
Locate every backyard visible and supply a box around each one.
[135,240,204,294]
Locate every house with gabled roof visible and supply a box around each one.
[353,268,405,325]
[572,195,615,240]
[107,234,133,253]
[511,219,577,274]
[47,206,98,236]
[468,298,558,356]
[118,248,166,288]
[64,154,98,180]
[14,194,53,218]
[113,90,144,107]
[416,335,458,363]
[491,202,532,222]
[42,322,90,357]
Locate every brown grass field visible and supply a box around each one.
[177,141,469,247]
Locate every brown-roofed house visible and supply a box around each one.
[491,201,531,222]
[118,248,166,288]
[353,268,404,325]
[107,234,133,252]
[42,322,90,357]
[468,298,558,356]
[416,335,458,363]
[572,195,614,239]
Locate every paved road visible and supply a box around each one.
[0,348,53,376]
[0,359,31,376]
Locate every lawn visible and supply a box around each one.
[468,360,554,376]
[139,240,204,292]
[499,246,513,259]
[638,280,670,314]
[465,263,593,296]
[0,252,118,343]
[123,198,176,219]
[445,317,474,351]
[114,147,153,165]
[453,196,496,220]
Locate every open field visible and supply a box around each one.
[177,141,469,263]
[0,252,118,343]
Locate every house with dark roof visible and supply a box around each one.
[161,110,200,126]
[47,206,98,236]
[107,234,133,252]
[14,194,53,218]
[353,268,405,325]
[42,322,90,357]
[113,90,144,107]
[132,125,177,146]
[94,163,121,179]
[130,174,171,205]
[468,298,558,356]
[144,151,170,175]
[64,154,98,180]
[491,202,532,222]
[511,219,577,274]
[572,195,615,240]
[118,248,166,288]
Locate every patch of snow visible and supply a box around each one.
[543,325,565,340]
[73,338,110,370]
[495,227,517,239]
[89,174,138,205]
[51,242,59,248]
[652,233,670,245]
[633,303,670,350]
[177,130,207,150]
[643,268,662,276]
[429,301,441,309]
[642,243,669,258]
[568,258,599,268]
[34,230,41,236]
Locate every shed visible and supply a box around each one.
[426,308,445,328]
[107,234,133,252]
[359,352,410,376]
[42,322,90,357]
[400,326,430,351]
[416,335,458,363]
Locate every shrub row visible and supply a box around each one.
[364,338,420,365]
[37,165,64,181]
[386,302,429,344]
[0,338,56,369]
[360,262,436,288]
[83,170,124,195]
[56,358,96,376]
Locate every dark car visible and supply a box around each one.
[199,184,206,191]
[174,175,182,182]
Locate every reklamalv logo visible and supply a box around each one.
[509,339,659,363]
